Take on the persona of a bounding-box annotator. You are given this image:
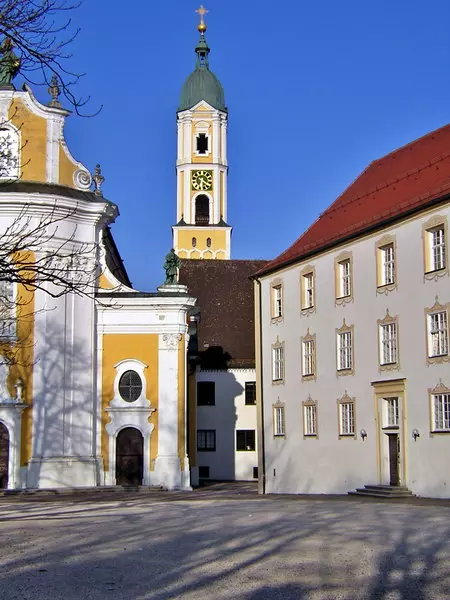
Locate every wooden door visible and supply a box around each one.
[116,428,143,486]
[0,422,9,489]
[388,433,399,486]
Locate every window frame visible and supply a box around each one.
[244,381,257,405]
[425,299,449,365]
[270,279,283,321]
[301,329,316,380]
[375,235,397,294]
[423,215,448,280]
[273,402,286,437]
[336,320,354,375]
[377,310,399,371]
[302,397,318,438]
[335,252,354,305]
[337,393,356,439]
[197,429,216,451]
[300,265,316,313]
[197,381,216,406]
[272,340,285,384]
[384,397,399,429]
[236,429,256,452]
[429,380,450,434]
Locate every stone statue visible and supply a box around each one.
[0,39,20,86]
[163,249,181,285]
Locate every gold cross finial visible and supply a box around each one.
[196,5,208,34]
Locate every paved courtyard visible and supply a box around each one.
[1,487,450,599]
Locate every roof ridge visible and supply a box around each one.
[323,151,450,217]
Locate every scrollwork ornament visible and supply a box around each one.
[74,169,92,190]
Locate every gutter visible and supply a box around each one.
[254,277,266,495]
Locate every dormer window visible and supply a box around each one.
[196,133,208,155]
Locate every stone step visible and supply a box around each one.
[348,484,415,499]
[0,485,164,497]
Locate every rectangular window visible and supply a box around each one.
[272,346,285,382]
[273,406,285,436]
[433,394,450,431]
[197,429,216,451]
[431,227,446,271]
[385,398,399,427]
[338,259,352,298]
[428,311,448,357]
[197,381,215,406]
[303,404,317,436]
[339,403,355,435]
[236,430,256,451]
[379,322,398,365]
[272,284,283,318]
[245,381,257,405]
[198,466,210,478]
[196,133,208,154]
[380,243,395,286]
[337,331,352,371]
[302,272,315,309]
[302,339,315,377]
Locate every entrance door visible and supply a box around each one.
[0,422,9,489]
[116,428,144,486]
[387,433,400,486]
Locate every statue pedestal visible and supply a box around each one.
[158,284,188,294]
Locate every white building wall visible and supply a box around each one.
[260,204,450,497]
[196,369,258,481]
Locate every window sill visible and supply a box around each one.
[335,295,353,307]
[303,434,318,439]
[337,368,354,377]
[424,267,448,281]
[339,433,356,439]
[273,434,286,439]
[197,449,217,452]
[430,429,450,435]
[272,379,285,386]
[427,353,449,365]
[271,316,283,324]
[376,282,397,295]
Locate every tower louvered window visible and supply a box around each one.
[195,195,210,225]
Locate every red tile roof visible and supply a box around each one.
[256,123,450,277]
[179,259,267,367]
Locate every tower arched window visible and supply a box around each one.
[192,237,197,247]
[206,238,212,248]
[195,195,210,226]
[0,128,19,180]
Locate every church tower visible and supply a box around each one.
[173,6,231,260]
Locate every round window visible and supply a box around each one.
[118,370,142,403]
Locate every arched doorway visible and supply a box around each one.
[116,428,143,486]
[0,422,9,489]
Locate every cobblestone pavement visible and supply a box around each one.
[1,486,450,599]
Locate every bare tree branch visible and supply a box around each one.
[0,0,99,114]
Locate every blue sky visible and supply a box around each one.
[23,0,450,290]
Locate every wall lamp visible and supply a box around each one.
[412,428,420,441]
[360,429,367,441]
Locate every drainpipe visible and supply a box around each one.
[254,278,266,495]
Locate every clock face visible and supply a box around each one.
[192,170,213,191]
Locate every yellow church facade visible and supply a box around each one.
[0,83,194,490]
